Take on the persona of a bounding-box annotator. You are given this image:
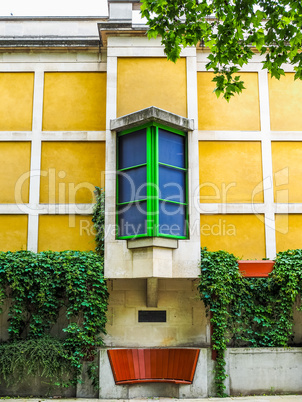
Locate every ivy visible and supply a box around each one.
[0,250,109,391]
[0,336,73,387]
[198,248,302,397]
[92,187,105,255]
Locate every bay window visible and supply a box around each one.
[117,123,188,239]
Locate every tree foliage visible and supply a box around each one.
[141,0,302,100]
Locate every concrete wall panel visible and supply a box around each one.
[43,72,106,131]
[200,214,266,259]
[117,58,187,117]
[0,72,34,131]
[0,215,28,251]
[38,214,95,251]
[275,214,302,253]
[269,73,302,131]
[199,141,263,203]
[272,142,302,203]
[0,142,31,204]
[197,72,260,131]
[40,141,105,204]
[227,348,302,395]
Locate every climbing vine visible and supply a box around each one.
[92,186,105,255]
[198,248,302,397]
[0,250,109,391]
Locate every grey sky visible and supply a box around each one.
[0,0,108,17]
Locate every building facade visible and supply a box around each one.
[1,0,302,397]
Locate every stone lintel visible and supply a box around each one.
[111,106,194,133]
[127,237,178,250]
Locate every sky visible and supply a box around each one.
[0,0,108,17]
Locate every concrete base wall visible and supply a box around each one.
[0,376,75,397]
[226,348,302,396]
[99,347,302,399]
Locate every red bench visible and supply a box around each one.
[108,348,200,385]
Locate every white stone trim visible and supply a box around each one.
[198,203,302,215]
[0,133,33,140]
[0,132,106,141]
[198,131,263,140]
[271,132,302,140]
[0,204,94,214]
[108,47,196,58]
[258,69,276,259]
[107,36,196,57]
[104,55,117,244]
[39,132,106,140]
[199,203,266,214]
[0,62,106,71]
[27,69,44,252]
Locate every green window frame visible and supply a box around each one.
[116,122,188,240]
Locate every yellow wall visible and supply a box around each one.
[117,58,187,117]
[0,142,31,203]
[0,73,34,131]
[269,73,302,131]
[272,142,302,203]
[38,215,95,251]
[42,72,106,131]
[40,141,105,204]
[200,214,266,259]
[199,141,263,203]
[197,72,260,131]
[275,214,302,252]
[0,215,28,251]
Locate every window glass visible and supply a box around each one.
[159,165,186,203]
[118,201,147,237]
[158,129,185,168]
[118,166,147,203]
[118,129,146,169]
[117,124,187,239]
[159,201,186,236]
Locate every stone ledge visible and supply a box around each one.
[110,106,194,132]
[127,237,178,250]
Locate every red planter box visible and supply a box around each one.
[238,260,275,277]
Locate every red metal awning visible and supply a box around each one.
[108,348,200,385]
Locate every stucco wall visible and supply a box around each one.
[104,278,209,347]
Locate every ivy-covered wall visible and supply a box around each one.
[199,248,302,396]
[0,250,108,395]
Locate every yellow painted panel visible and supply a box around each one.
[275,214,302,252]
[0,215,28,251]
[269,73,302,131]
[38,215,95,252]
[0,73,34,131]
[200,214,266,259]
[197,72,260,131]
[117,58,187,117]
[40,142,105,204]
[0,142,31,203]
[271,142,302,203]
[43,72,106,131]
[199,141,263,203]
